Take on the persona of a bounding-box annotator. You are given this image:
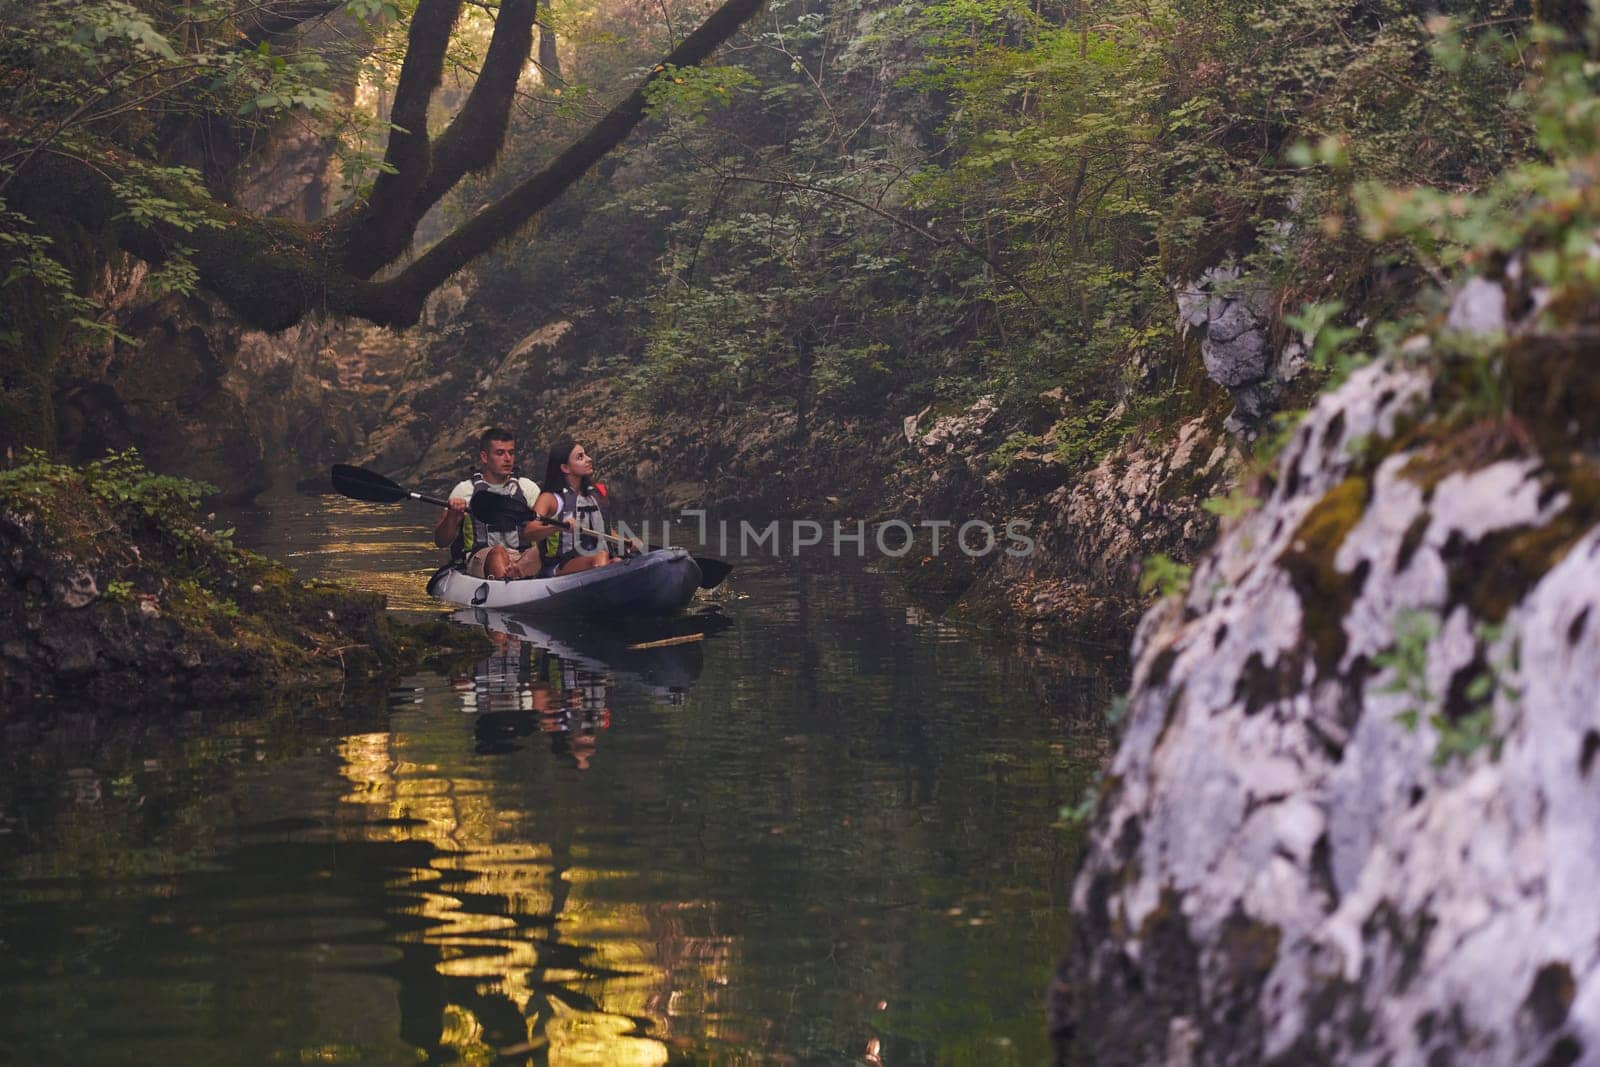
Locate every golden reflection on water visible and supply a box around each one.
[285,534,442,614]
[249,497,447,614]
[333,690,732,1064]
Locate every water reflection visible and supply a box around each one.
[318,609,745,1064]
[2,495,1117,1066]
[450,608,726,769]
[337,738,699,1063]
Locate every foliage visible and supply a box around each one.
[520,0,1544,475]
[1360,41,1600,289]
[1,0,766,454]
[1,0,1581,530]
[1378,610,1517,767]
[643,63,755,118]
[1201,488,1261,521]
[988,431,1043,472]
[1376,608,1440,732]
[0,447,229,558]
[0,444,478,703]
[0,0,364,449]
[1139,553,1192,598]
[0,0,349,295]
[1284,301,1362,371]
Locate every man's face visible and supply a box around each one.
[479,438,516,481]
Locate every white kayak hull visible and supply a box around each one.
[426,547,702,615]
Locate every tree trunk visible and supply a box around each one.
[0,0,765,455]
[539,22,561,81]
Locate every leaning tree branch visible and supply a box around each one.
[24,0,766,334]
[415,0,538,238]
[333,0,464,268]
[336,0,538,277]
[355,0,766,326]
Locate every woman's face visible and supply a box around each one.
[562,443,594,480]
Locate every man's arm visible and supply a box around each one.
[435,496,468,547]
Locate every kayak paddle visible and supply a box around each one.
[330,463,450,508]
[470,490,734,590]
[469,489,634,552]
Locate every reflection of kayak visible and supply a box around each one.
[453,607,721,698]
[426,547,702,615]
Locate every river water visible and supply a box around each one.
[0,493,1119,1065]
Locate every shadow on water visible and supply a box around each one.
[0,492,1121,1065]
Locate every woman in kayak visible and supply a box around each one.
[535,441,623,577]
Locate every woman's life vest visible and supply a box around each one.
[452,472,535,558]
[539,482,611,564]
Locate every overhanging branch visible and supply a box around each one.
[360,0,766,325]
[418,0,538,227]
[332,0,464,273]
[33,0,767,333]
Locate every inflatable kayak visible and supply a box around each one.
[426,547,702,615]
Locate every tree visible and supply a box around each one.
[0,0,765,451]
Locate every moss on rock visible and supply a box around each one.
[0,451,484,710]
[1279,474,1372,675]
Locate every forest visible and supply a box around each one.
[6,0,1600,1062]
[1,0,1567,477]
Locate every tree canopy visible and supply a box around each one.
[0,0,763,449]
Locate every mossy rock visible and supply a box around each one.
[1279,475,1372,675]
[0,451,486,710]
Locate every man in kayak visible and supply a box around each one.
[434,427,559,579]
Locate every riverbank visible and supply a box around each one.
[0,451,485,710]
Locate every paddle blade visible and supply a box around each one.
[469,489,537,525]
[331,463,408,504]
[692,557,733,590]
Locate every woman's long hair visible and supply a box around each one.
[543,440,593,495]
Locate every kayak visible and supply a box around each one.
[426,547,703,615]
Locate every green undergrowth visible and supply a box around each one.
[0,449,485,706]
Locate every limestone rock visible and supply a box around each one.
[918,396,999,455]
[1058,353,1600,1065]
[367,318,581,487]
[968,417,1236,636]
[504,321,575,368]
[1202,295,1271,387]
[1177,264,1303,434]
[1446,276,1508,335]
[57,570,98,609]
[1178,265,1275,389]
[903,405,932,445]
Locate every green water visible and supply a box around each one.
[0,494,1117,1065]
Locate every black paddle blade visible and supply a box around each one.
[470,490,732,588]
[469,489,538,525]
[331,463,408,503]
[693,557,733,590]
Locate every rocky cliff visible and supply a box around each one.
[1054,269,1600,1064]
[956,415,1234,638]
